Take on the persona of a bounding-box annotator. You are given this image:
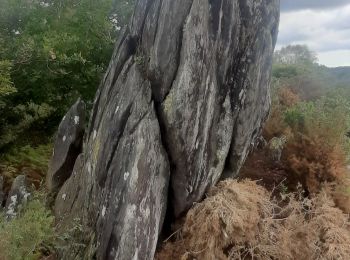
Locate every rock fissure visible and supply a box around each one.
[98,103,133,187]
[151,0,163,46]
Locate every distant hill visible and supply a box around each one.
[315,66,350,88]
[273,45,350,98]
[272,62,350,100]
[326,66,350,87]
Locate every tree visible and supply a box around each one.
[272,45,328,100]
[0,0,134,149]
[274,45,318,65]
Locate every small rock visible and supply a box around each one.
[5,175,31,219]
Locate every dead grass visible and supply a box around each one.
[156,179,350,260]
[283,131,350,213]
[278,87,300,108]
[285,135,345,191]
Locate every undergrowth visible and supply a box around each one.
[263,86,350,213]
[156,179,350,260]
[0,143,52,192]
[2,144,52,171]
[0,192,55,260]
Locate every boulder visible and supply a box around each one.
[53,0,280,259]
[47,98,86,194]
[5,175,31,219]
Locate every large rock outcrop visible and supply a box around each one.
[50,0,280,259]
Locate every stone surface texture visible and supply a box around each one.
[5,175,31,219]
[51,0,280,259]
[47,98,86,194]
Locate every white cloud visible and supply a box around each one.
[277,4,350,67]
[318,50,350,67]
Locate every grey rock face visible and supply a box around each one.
[52,0,279,259]
[159,0,279,215]
[47,98,86,194]
[5,175,31,219]
[55,64,170,260]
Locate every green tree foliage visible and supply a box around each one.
[274,44,318,65]
[284,96,350,144]
[0,60,15,96]
[272,45,350,101]
[0,0,134,150]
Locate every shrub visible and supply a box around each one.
[0,60,15,96]
[278,95,350,212]
[156,179,350,260]
[301,97,350,147]
[0,193,55,260]
[0,102,55,150]
[263,86,295,139]
[278,86,300,108]
[285,135,346,192]
[283,103,308,131]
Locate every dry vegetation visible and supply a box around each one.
[156,180,350,260]
[264,85,350,212]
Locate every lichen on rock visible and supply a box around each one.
[5,175,31,220]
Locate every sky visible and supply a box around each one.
[278,0,350,67]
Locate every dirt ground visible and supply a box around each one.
[239,147,291,194]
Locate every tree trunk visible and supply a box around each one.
[51,0,280,259]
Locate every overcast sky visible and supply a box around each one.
[278,0,350,67]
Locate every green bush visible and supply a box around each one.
[284,104,308,130]
[0,60,15,96]
[0,0,135,150]
[284,96,350,147]
[0,194,55,260]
